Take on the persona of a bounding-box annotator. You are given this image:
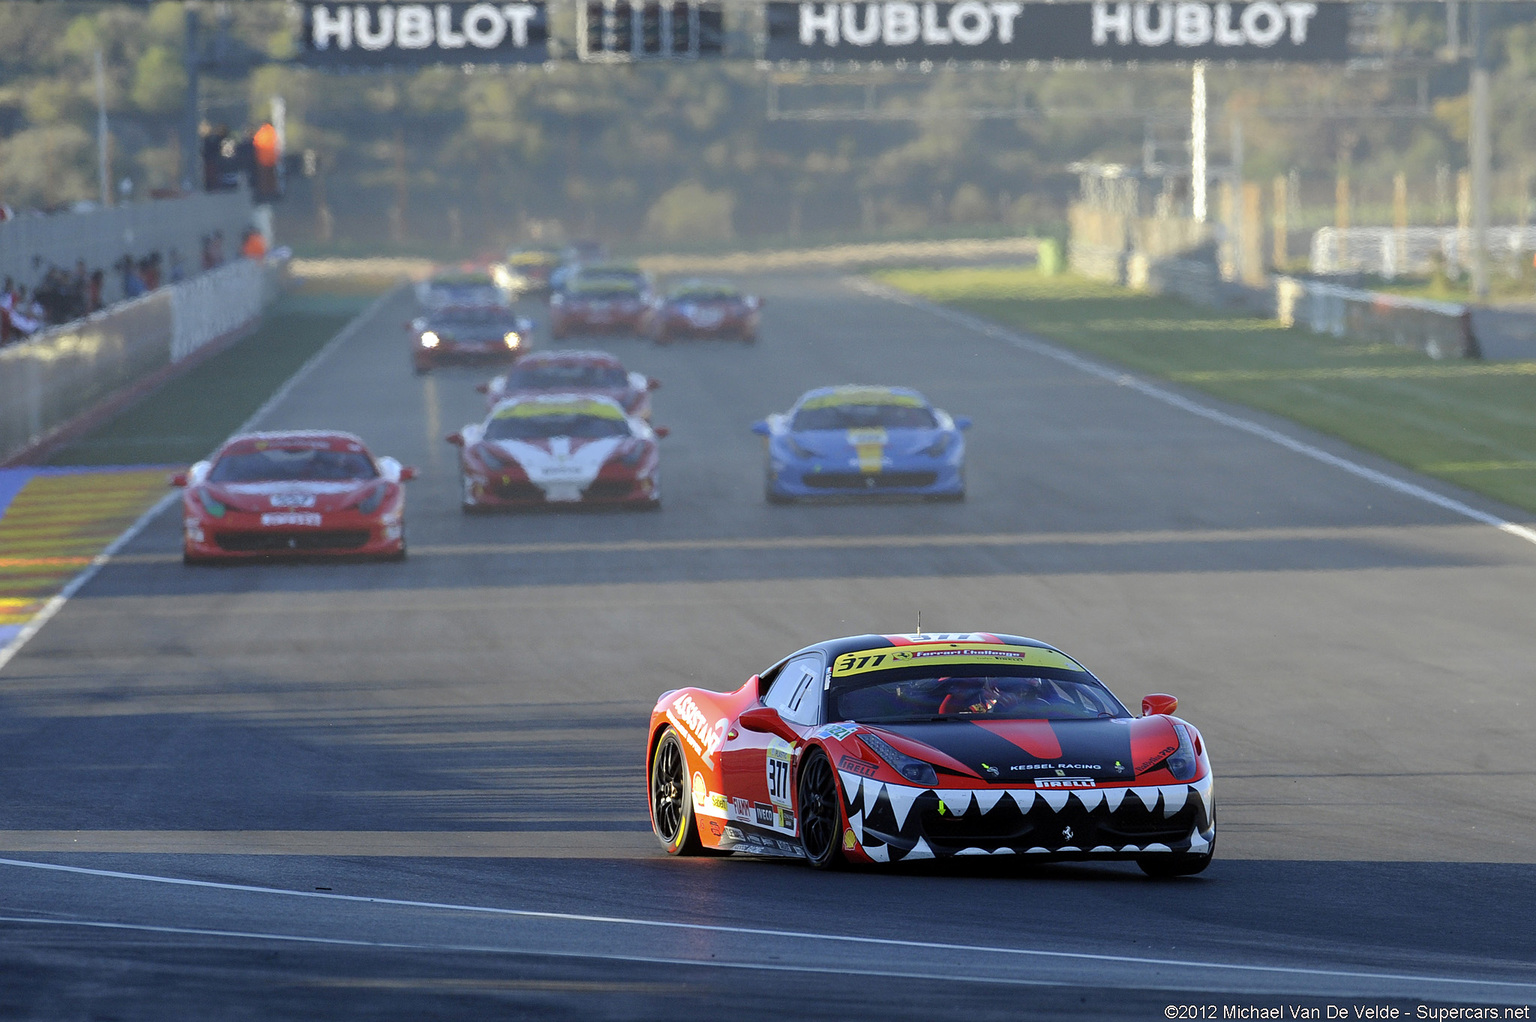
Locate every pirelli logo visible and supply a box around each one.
[1035,777,1096,789]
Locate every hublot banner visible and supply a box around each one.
[301,2,550,65]
[764,1,1352,62]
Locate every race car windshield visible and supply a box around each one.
[428,285,500,305]
[434,308,516,325]
[830,666,1131,723]
[505,365,628,389]
[208,448,379,483]
[672,289,738,302]
[792,403,937,431]
[573,285,641,299]
[485,413,630,441]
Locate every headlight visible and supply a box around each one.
[504,331,521,349]
[195,488,226,518]
[1146,723,1199,781]
[420,331,440,349]
[477,444,510,471]
[858,733,938,787]
[351,483,388,515]
[922,433,953,458]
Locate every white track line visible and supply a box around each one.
[2,857,1534,996]
[852,278,1536,550]
[0,286,404,676]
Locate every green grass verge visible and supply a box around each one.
[875,266,1536,516]
[49,286,386,469]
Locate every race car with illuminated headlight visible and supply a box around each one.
[549,276,649,339]
[493,248,561,297]
[478,350,660,421]
[171,431,416,563]
[648,632,1214,877]
[447,394,667,510]
[644,279,760,343]
[752,385,969,502]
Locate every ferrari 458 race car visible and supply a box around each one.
[648,632,1215,877]
[409,274,532,373]
[172,431,416,563]
[644,279,760,343]
[493,249,560,297]
[478,350,660,420]
[549,277,650,338]
[447,393,667,510]
[752,385,970,502]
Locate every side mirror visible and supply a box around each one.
[648,377,661,391]
[1141,693,1179,717]
[168,471,188,487]
[653,426,671,439]
[739,706,799,743]
[953,415,973,431]
[750,420,770,437]
[748,296,762,308]
[445,432,465,447]
[474,382,489,394]
[399,466,418,482]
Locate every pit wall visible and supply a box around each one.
[1,256,287,466]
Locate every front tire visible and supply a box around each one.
[651,728,705,856]
[797,748,844,869]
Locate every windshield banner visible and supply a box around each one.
[764,1,1351,62]
[301,3,550,66]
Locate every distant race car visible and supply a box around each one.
[549,277,650,338]
[492,249,560,297]
[409,273,531,373]
[447,393,667,510]
[752,385,969,502]
[647,631,1216,877]
[644,279,760,343]
[172,430,416,563]
[479,350,660,420]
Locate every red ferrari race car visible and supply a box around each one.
[408,273,532,373]
[478,350,660,421]
[548,276,650,339]
[643,279,760,344]
[172,431,416,563]
[647,632,1215,877]
[448,393,666,511]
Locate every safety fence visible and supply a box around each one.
[1,257,286,466]
[1310,226,1536,280]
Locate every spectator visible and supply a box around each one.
[168,248,186,284]
[87,270,103,313]
[119,255,146,299]
[141,253,162,291]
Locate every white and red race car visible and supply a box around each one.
[447,393,667,511]
[478,350,659,421]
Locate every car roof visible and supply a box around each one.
[767,633,1076,673]
[488,392,628,416]
[793,384,930,408]
[217,430,370,455]
[513,349,625,368]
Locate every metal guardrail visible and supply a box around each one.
[1,258,284,465]
[1275,276,1478,359]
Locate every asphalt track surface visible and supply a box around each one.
[2,275,1535,1019]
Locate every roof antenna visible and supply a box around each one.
[916,609,922,636]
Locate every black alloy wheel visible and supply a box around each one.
[650,728,703,855]
[797,749,843,869]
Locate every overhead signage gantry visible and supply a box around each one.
[296,0,1361,65]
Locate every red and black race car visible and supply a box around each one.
[647,632,1215,877]
[408,274,532,373]
[448,393,666,511]
[548,277,649,339]
[643,278,760,344]
[172,431,416,563]
[479,350,660,421]
[493,248,561,297]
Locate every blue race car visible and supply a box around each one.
[751,385,971,503]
